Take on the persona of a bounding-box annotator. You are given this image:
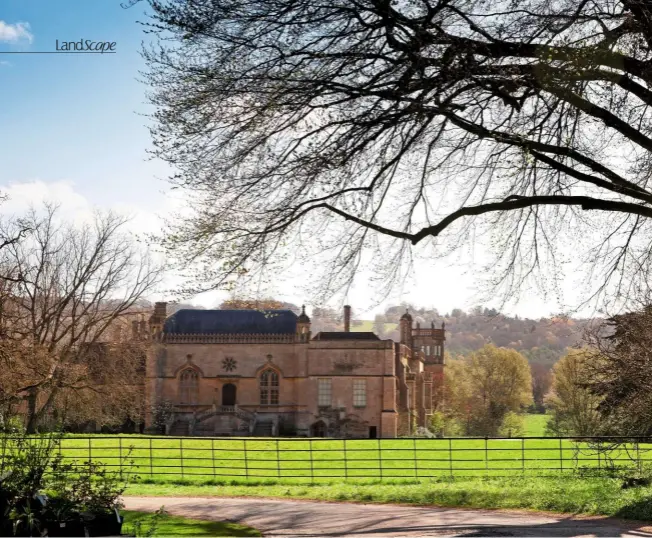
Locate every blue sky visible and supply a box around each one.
[0,2,579,318]
[0,0,166,210]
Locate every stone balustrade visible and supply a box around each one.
[163,332,296,344]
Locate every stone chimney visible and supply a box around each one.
[139,315,147,338]
[344,305,351,332]
[154,301,167,318]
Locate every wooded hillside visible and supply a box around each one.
[315,305,591,368]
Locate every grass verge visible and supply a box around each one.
[122,510,261,536]
[125,476,652,521]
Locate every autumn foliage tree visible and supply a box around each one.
[530,363,553,413]
[218,298,299,311]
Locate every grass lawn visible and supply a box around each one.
[122,510,261,536]
[523,414,549,437]
[45,435,649,483]
[123,476,652,521]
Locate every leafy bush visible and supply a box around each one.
[0,416,24,434]
[0,431,135,537]
[429,411,463,437]
[0,433,62,536]
[498,412,525,438]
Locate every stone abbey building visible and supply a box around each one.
[144,304,445,438]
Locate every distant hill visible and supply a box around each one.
[317,305,591,368]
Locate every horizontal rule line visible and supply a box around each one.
[0,51,117,54]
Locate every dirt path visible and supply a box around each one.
[124,496,652,537]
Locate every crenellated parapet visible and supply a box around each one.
[163,332,297,344]
[412,328,446,339]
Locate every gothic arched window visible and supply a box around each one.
[259,368,279,405]
[179,368,199,404]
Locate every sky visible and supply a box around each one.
[0,1,579,320]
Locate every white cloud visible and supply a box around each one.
[0,179,182,235]
[2,180,93,217]
[0,179,181,300]
[0,21,33,44]
[1,180,88,216]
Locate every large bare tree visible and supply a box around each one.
[0,205,162,432]
[137,0,652,306]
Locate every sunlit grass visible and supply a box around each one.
[30,435,651,484]
[124,476,652,522]
[523,414,549,437]
[122,510,261,536]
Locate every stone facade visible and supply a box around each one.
[143,304,445,438]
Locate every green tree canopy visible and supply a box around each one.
[444,344,532,436]
[546,349,604,436]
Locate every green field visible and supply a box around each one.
[523,414,549,436]
[24,435,649,484]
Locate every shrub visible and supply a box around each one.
[498,412,525,438]
[429,411,463,437]
[0,431,135,537]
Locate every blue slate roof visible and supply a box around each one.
[163,309,298,335]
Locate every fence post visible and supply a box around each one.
[243,439,249,480]
[276,439,281,479]
[485,437,488,475]
[344,439,348,480]
[88,437,92,467]
[521,437,525,475]
[559,438,563,475]
[378,438,383,480]
[149,438,153,478]
[449,438,453,478]
[309,439,314,484]
[413,438,418,479]
[0,436,6,474]
[119,437,123,478]
[180,438,184,479]
[636,441,642,475]
[212,438,216,478]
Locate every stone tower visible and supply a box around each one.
[399,309,413,348]
[296,305,311,342]
[412,320,446,409]
[149,302,168,341]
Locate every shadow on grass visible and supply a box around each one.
[615,497,652,521]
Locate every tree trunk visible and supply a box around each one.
[25,391,38,433]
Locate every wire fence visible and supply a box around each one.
[3,435,652,482]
